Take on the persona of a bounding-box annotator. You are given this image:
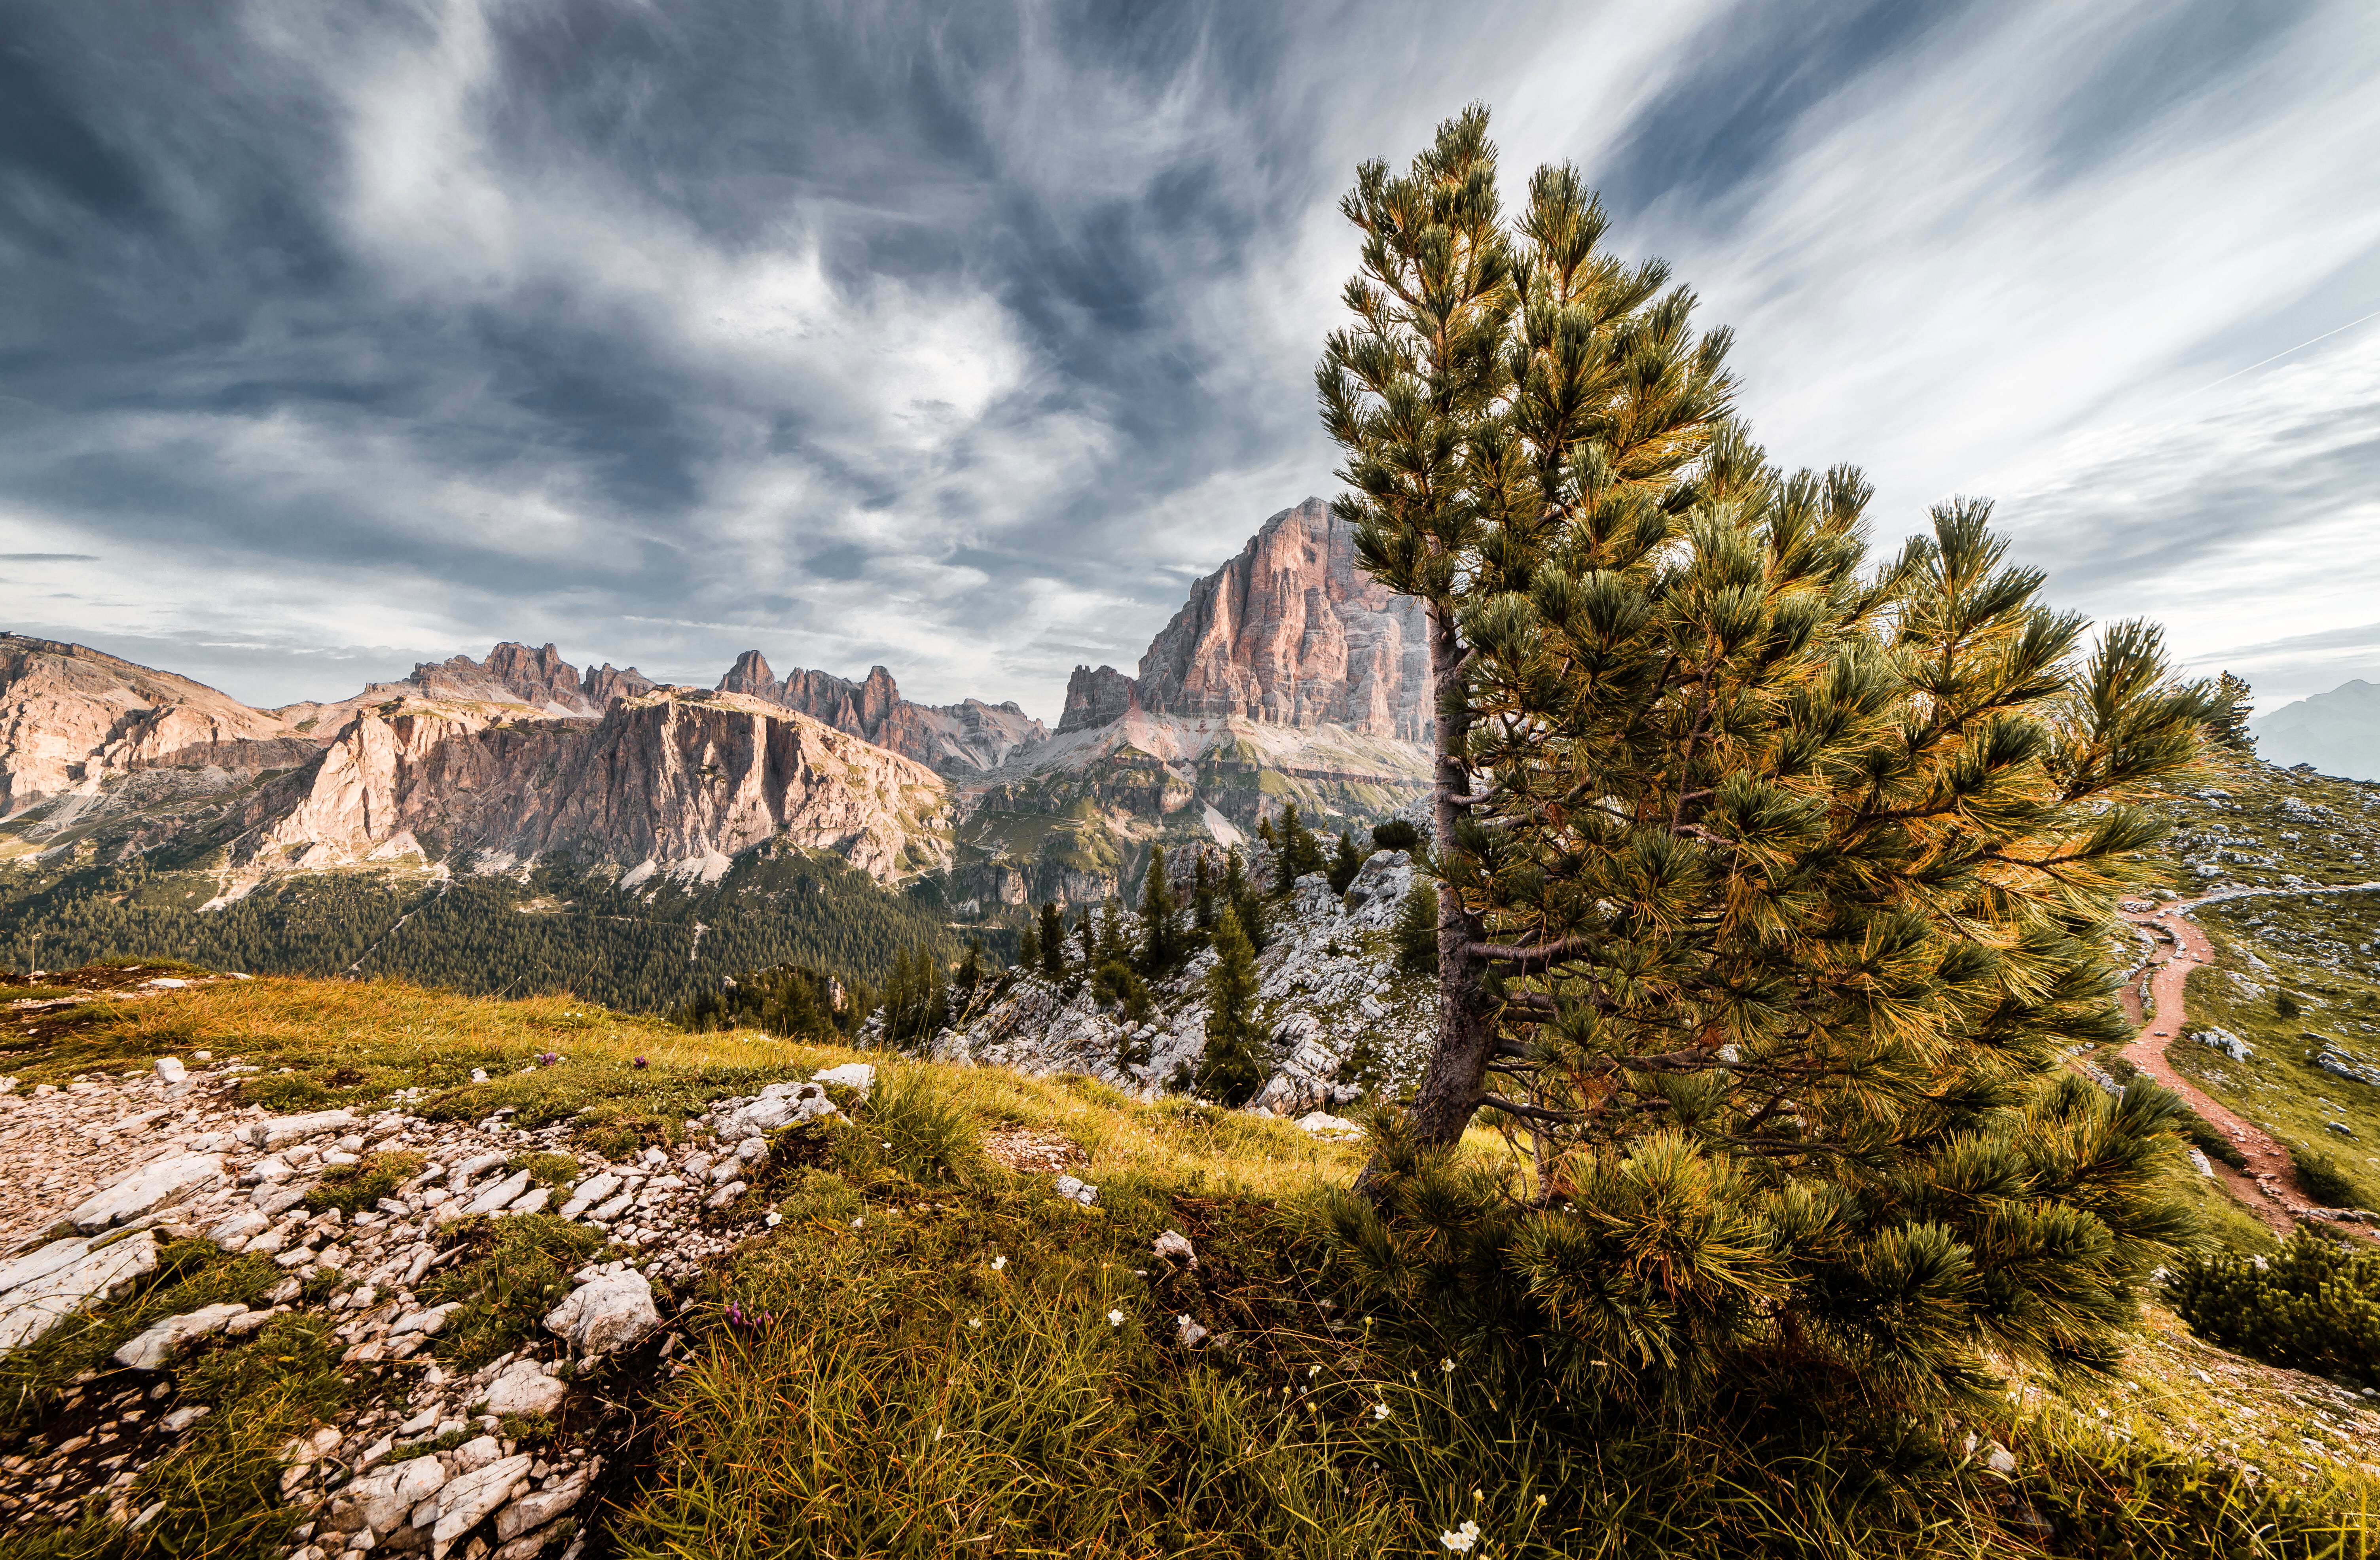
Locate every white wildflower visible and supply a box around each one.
[991,1255,1007,1272]
[1441,1357,1455,1374]
[1108,1309,1125,1327]
[851,1217,864,1229]
[968,1318,982,1329]
[1440,1519,1481,1552]
[1373,1403,1391,1422]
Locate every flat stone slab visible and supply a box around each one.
[65,1152,225,1232]
[114,1302,250,1369]
[238,1110,357,1151]
[0,1232,159,1355]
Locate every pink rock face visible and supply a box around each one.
[248,691,953,882]
[717,653,1046,776]
[0,634,318,816]
[1131,498,1431,742]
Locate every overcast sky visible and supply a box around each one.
[3,0,2376,719]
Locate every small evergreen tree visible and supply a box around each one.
[1016,916,1041,975]
[1075,907,1096,969]
[1098,900,1128,967]
[1392,880,1437,975]
[1271,803,1327,892]
[1191,852,1216,932]
[2209,670,2258,754]
[1093,959,1154,1024]
[1325,829,1366,895]
[1138,846,1179,974]
[952,939,985,1016]
[1038,902,1066,979]
[1222,849,1266,952]
[880,947,949,1051]
[1197,908,1266,1106]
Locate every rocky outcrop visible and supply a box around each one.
[938,848,1435,1112]
[246,689,952,882]
[716,651,1045,776]
[1132,498,1430,742]
[0,634,318,818]
[1058,665,1138,733]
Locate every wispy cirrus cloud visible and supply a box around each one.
[0,0,2373,714]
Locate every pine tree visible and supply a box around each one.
[1222,849,1265,952]
[1016,916,1041,975]
[1270,803,1326,892]
[1325,830,1365,895]
[1098,900,1128,967]
[953,939,985,1017]
[1191,852,1216,932]
[1039,902,1066,979]
[1318,106,2223,1427]
[1392,880,1437,975]
[1075,907,1096,969]
[1138,846,1179,974]
[1197,908,1265,1106]
[2210,670,2257,754]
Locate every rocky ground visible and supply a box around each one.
[938,848,1431,1121]
[0,1042,897,1559]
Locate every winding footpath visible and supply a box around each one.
[2117,888,2380,1243]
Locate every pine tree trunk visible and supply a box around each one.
[1400,596,1496,1150]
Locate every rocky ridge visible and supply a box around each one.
[718,652,1045,777]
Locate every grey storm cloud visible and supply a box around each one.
[1,0,2376,713]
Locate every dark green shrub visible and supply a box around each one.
[2180,1111,2247,1170]
[1370,819,1423,855]
[2166,1228,2380,1386]
[2288,1140,2374,1208]
[1091,960,1153,1024]
[1325,831,1365,895]
[2278,990,2302,1019]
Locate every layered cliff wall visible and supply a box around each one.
[250,691,951,880]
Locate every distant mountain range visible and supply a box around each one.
[0,499,1431,912]
[2251,679,2380,782]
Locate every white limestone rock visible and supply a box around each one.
[345,1453,450,1535]
[481,1358,566,1418]
[811,1062,876,1100]
[544,1268,659,1356]
[557,1172,620,1221]
[65,1153,225,1232]
[113,1303,251,1370]
[462,1169,533,1218]
[0,1232,159,1354]
[422,1451,533,1550]
[239,1110,358,1151]
[495,1467,592,1541]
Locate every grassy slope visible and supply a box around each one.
[8,976,2380,1556]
